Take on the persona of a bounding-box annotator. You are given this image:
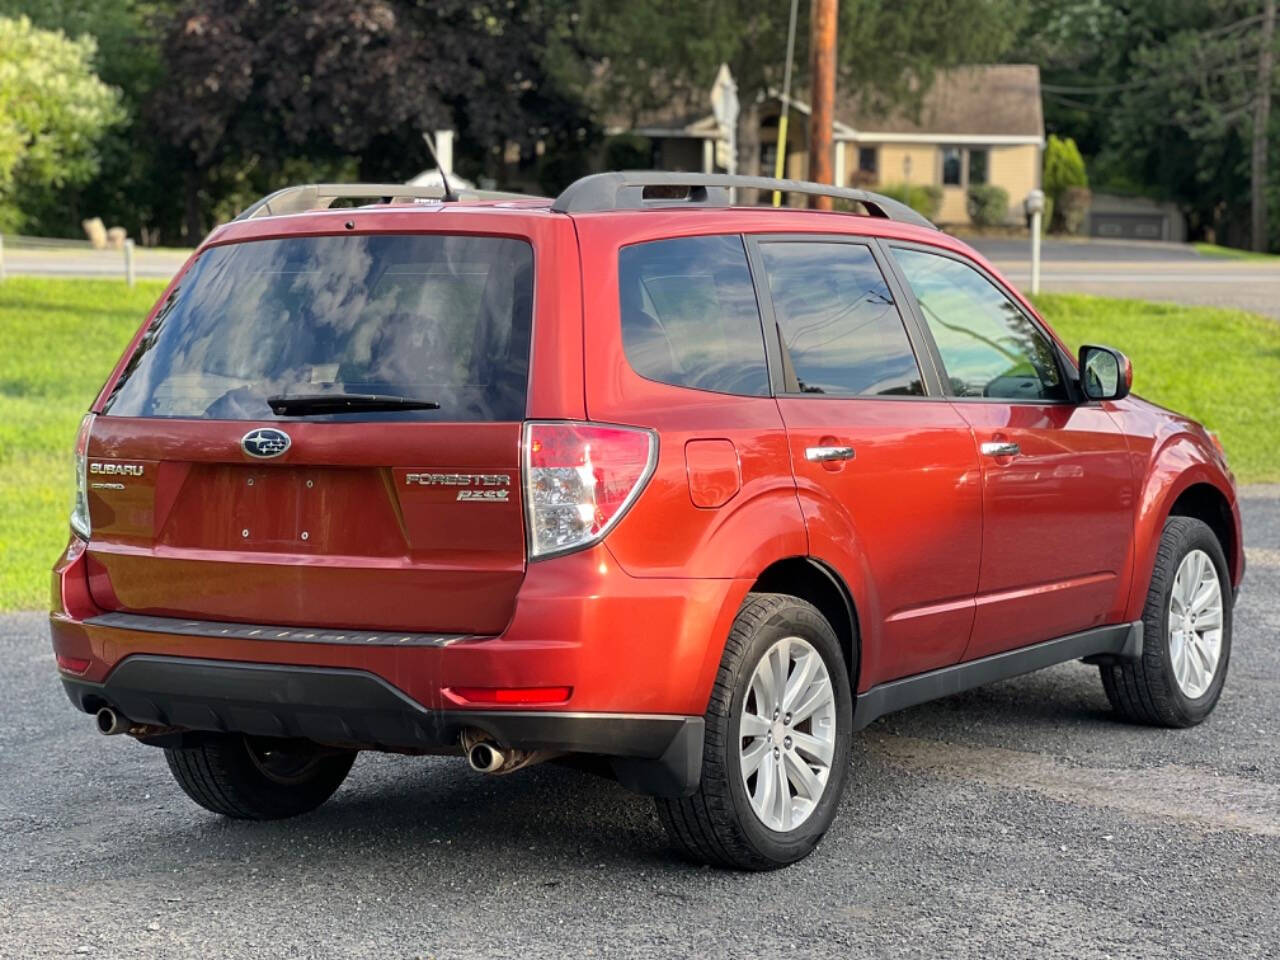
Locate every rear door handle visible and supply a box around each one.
[981,441,1021,457]
[805,445,856,463]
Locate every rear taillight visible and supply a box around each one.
[522,421,657,559]
[69,413,94,540]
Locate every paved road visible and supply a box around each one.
[2,489,1277,959]
[966,237,1280,319]
[1,247,189,280]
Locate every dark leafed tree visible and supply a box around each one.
[1118,0,1277,250]
[568,0,1028,193]
[152,0,587,240]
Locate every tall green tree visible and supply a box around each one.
[1020,0,1280,251]
[569,0,1029,187]
[0,0,178,241]
[0,15,124,231]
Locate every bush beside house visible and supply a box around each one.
[1044,135,1091,234]
[877,183,944,220]
[966,184,1009,227]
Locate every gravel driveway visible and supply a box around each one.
[2,489,1277,959]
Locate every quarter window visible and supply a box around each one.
[759,242,924,397]
[892,248,1067,401]
[617,234,770,396]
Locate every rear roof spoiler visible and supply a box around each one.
[549,172,937,229]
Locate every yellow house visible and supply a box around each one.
[610,65,1045,226]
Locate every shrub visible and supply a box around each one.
[1044,135,1088,232]
[1058,185,1092,235]
[1040,194,1054,235]
[966,184,1009,227]
[876,182,943,220]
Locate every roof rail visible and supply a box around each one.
[550,171,936,229]
[234,183,535,220]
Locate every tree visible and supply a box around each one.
[0,15,123,231]
[0,0,179,241]
[569,0,1028,195]
[1022,0,1280,251]
[151,0,589,241]
[1123,0,1277,250]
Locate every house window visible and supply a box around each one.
[969,149,989,186]
[941,147,963,186]
[858,147,878,176]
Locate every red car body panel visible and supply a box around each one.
[53,197,1244,743]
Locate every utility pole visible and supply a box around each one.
[807,0,838,209]
[772,0,801,206]
[1252,0,1275,252]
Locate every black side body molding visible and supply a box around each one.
[61,656,703,797]
[853,621,1143,730]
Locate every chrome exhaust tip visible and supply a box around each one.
[467,741,505,773]
[95,706,128,736]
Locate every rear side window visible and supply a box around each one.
[617,234,769,396]
[104,234,534,421]
[759,241,924,397]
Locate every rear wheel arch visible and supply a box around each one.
[749,556,861,690]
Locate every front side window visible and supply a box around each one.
[617,234,770,396]
[105,234,534,421]
[941,147,963,186]
[892,247,1067,401]
[759,241,924,397]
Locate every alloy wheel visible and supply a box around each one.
[738,635,837,832]
[1167,548,1224,700]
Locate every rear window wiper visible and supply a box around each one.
[267,392,441,415]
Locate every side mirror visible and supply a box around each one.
[1078,344,1132,401]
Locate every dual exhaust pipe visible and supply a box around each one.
[96,710,545,773]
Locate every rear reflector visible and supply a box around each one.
[522,421,656,559]
[55,653,91,675]
[447,686,573,705]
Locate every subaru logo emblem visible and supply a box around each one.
[241,427,291,459]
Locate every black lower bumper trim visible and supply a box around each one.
[62,655,703,797]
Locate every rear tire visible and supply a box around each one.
[1100,516,1232,727]
[164,735,356,820]
[656,593,853,870]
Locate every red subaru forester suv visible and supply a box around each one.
[51,173,1243,869]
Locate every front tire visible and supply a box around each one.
[1100,516,1232,727]
[656,593,853,870]
[164,735,356,820]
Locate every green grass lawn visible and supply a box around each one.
[1,278,166,610]
[0,278,1277,611]
[1033,293,1280,484]
[1192,242,1280,262]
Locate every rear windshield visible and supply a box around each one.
[104,234,534,421]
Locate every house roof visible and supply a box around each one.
[840,65,1043,139]
[609,64,1043,144]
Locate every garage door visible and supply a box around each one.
[1090,213,1168,241]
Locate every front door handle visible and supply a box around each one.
[981,441,1021,457]
[805,445,856,463]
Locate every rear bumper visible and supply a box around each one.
[61,655,703,797]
